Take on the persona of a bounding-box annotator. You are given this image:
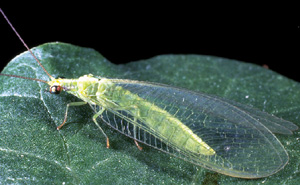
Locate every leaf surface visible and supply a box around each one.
[0,43,299,184]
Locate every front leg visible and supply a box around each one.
[57,101,87,130]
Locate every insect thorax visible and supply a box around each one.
[58,74,116,107]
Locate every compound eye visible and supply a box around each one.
[49,85,63,94]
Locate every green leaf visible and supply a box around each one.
[0,42,299,184]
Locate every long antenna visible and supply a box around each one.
[0,73,48,83]
[0,8,54,80]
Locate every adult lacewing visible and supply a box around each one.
[0,8,298,178]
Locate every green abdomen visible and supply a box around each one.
[107,83,215,156]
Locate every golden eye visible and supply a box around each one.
[49,85,62,94]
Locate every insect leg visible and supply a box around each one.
[134,139,143,151]
[133,111,142,151]
[113,105,143,150]
[57,102,87,130]
[92,107,110,148]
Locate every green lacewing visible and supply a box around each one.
[0,9,298,179]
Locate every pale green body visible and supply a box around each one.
[48,74,298,178]
[53,74,215,156]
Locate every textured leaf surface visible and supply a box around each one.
[0,43,299,184]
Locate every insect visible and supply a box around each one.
[0,9,298,179]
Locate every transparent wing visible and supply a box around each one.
[215,96,298,135]
[94,79,298,178]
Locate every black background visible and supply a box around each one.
[1,5,299,82]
